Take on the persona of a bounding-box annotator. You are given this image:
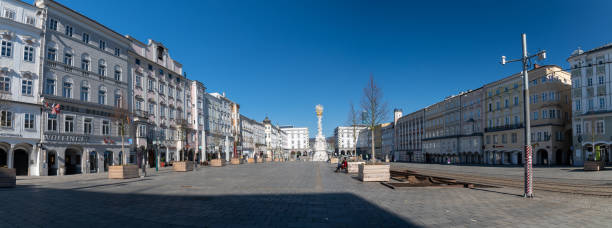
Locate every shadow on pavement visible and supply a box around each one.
[0,188,419,227]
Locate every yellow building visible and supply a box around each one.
[483,65,572,165]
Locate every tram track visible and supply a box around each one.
[390,168,612,197]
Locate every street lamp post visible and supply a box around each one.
[501,33,546,198]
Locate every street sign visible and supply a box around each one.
[128,138,133,145]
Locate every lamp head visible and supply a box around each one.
[501,56,506,65]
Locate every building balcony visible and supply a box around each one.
[484,123,524,133]
[134,110,149,118]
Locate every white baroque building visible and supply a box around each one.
[280,126,309,158]
[37,0,130,176]
[0,0,43,176]
[334,125,367,156]
[127,36,191,167]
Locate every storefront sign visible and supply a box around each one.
[0,133,22,137]
[44,133,90,143]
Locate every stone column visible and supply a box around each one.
[7,145,14,168]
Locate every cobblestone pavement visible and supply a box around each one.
[2,162,612,227]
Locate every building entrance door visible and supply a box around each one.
[13,149,29,176]
[89,151,97,173]
[104,151,113,172]
[48,152,57,175]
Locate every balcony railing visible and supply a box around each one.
[484,123,524,132]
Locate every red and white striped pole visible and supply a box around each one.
[521,34,534,197]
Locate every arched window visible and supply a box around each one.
[114,65,121,81]
[63,47,73,66]
[62,76,73,98]
[98,86,106,105]
[81,53,90,71]
[98,59,106,76]
[80,80,89,102]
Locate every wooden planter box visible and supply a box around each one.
[173,161,194,172]
[266,157,273,162]
[256,158,264,163]
[274,158,280,162]
[0,167,16,188]
[230,158,241,165]
[108,165,139,179]
[247,158,255,163]
[584,160,605,171]
[358,164,390,182]
[210,159,223,167]
[347,161,365,173]
[329,157,339,164]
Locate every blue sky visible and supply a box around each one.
[54,0,612,137]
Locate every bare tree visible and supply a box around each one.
[360,75,388,163]
[111,94,131,165]
[347,102,359,157]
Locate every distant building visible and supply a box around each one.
[334,125,367,156]
[280,126,309,158]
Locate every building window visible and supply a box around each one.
[0,110,12,128]
[148,64,153,71]
[48,18,57,31]
[3,8,15,19]
[533,111,538,120]
[160,106,165,117]
[80,86,88,101]
[511,133,517,143]
[47,48,56,61]
[485,135,490,144]
[135,74,142,88]
[99,40,106,50]
[599,76,604,85]
[65,25,73,37]
[21,79,32,95]
[81,59,90,71]
[576,124,582,135]
[114,48,120,56]
[135,58,140,65]
[98,90,106,105]
[84,118,92,134]
[542,110,548,119]
[45,79,55,95]
[114,94,121,107]
[501,134,507,143]
[63,53,73,66]
[102,120,110,135]
[0,76,10,93]
[149,103,155,115]
[26,16,35,25]
[64,116,74,133]
[159,83,164,94]
[135,100,142,111]
[47,113,57,131]
[23,46,34,62]
[0,40,12,57]
[114,69,121,81]
[62,82,72,98]
[98,61,106,76]
[504,99,508,108]
[82,33,89,43]
[24,113,34,129]
[493,135,498,144]
[588,99,594,110]
[575,100,581,111]
[148,79,155,91]
[138,125,146,137]
[600,98,606,109]
[596,121,605,134]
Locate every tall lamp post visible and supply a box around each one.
[500,33,546,198]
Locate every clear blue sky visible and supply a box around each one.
[54,0,612,137]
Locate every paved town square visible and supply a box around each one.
[3,162,612,227]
